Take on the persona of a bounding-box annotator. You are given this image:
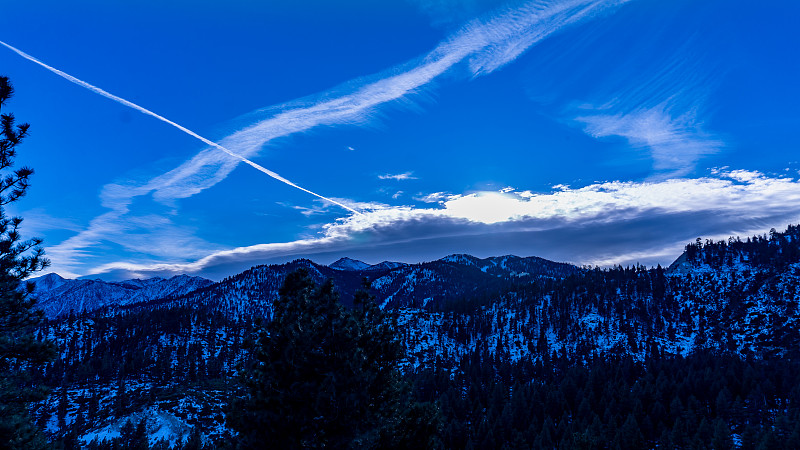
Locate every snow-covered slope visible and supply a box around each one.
[329,257,371,271]
[170,254,580,317]
[369,261,406,271]
[32,273,213,318]
[32,225,800,445]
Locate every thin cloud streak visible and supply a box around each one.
[577,104,723,177]
[379,172,418,180]
[571,40,722,176]
[466,0,627,77]
[44,209,223,279]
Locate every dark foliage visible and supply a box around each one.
[413,349,800,449]
[0,76,55,449]
[230,269,441,449]
[683,225,800,270]
[29,223,800,448]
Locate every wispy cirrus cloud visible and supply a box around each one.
[379,172,418,180]
[569,37,723,177]
[40,0,630,277]
[278,198,391,219]
[44,209,225,278]
[415,192,455,203]
[517,6,724,177]
[89,170,800,280]
[577,103,722,177]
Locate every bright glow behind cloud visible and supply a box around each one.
[88,170,800,279]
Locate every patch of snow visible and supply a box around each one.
[329,257,371,271]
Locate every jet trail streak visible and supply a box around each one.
[0,39,361,215]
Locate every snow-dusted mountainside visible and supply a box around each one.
[369,260,405,270]
[329,257,407,271]
[369,254,579,309]
[329,257,371,271]
[172,259,366,317]
[329,258,408,271]
[33,254,578,319]
[31,273,213,318]
[30,227,800,446]
[168,254,579,317]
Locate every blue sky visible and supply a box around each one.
[2,0,800,280]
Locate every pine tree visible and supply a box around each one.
[0,76,55,449]
[711,418,732,450]
[231,269,441,449]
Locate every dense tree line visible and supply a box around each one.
[412,349,800,449]
[31,224,800,448]
[684,225,800,269]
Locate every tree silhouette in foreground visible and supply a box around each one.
[0,76,55,449]
[232,269,441,449]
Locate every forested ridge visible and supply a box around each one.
[24,225,800,448]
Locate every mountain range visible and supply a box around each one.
[32,254,578,319]
[29,225,800,447]
[31,273,214,319]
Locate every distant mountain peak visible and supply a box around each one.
[34,272,65,282]
[31,272,67,291]
[370,261,406,270]
[32,273,213,319]
[329,257,371,271]
[440,254,479,265]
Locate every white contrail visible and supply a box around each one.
[0,39,362,215]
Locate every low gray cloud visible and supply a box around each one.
[87,171,800,280]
